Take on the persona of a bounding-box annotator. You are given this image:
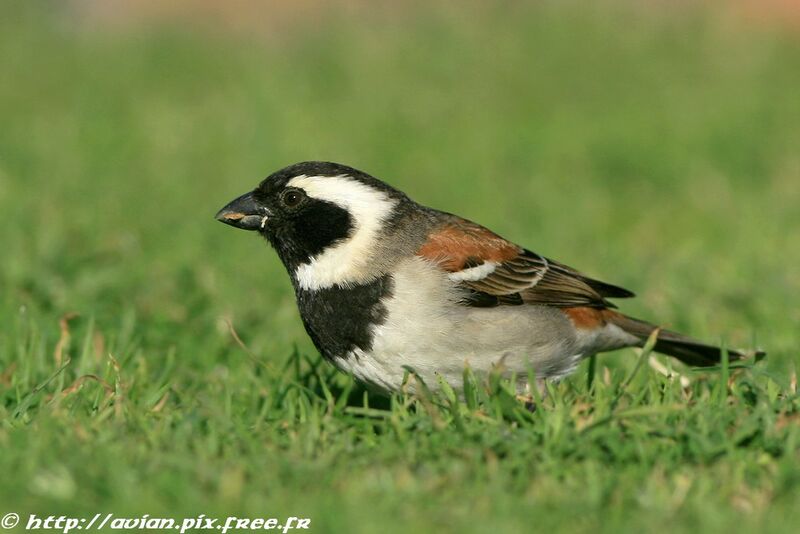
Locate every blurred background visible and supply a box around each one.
[1,0,799,528]
[2,0,797,362]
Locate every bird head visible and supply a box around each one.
[216,161,413,289]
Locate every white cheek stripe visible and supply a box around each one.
[448,261,498,282]
[288,175,397,290]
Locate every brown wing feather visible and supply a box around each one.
[416,218,520,270]
[417,216,634,309]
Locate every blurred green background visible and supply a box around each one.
[1,1,799,532]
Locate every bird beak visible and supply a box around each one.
[215,192,269,231]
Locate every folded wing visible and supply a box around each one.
[417,215,634,308]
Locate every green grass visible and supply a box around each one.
[1,2,799,532]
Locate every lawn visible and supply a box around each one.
[1,2,799,533]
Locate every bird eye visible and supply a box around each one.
[281,189,304,208]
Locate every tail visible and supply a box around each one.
[609,313,765,367]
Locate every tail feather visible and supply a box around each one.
[609,314,765,367]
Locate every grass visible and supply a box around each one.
[1,2,799,532]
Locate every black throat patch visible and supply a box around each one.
[294,274,394,360]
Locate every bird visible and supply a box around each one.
[216,161,763,396]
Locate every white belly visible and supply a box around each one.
[334,257,586,393]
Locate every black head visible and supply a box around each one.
[216,161,408,273]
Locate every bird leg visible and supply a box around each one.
[516,377,548,412]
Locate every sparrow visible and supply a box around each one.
[216,161,763,395]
